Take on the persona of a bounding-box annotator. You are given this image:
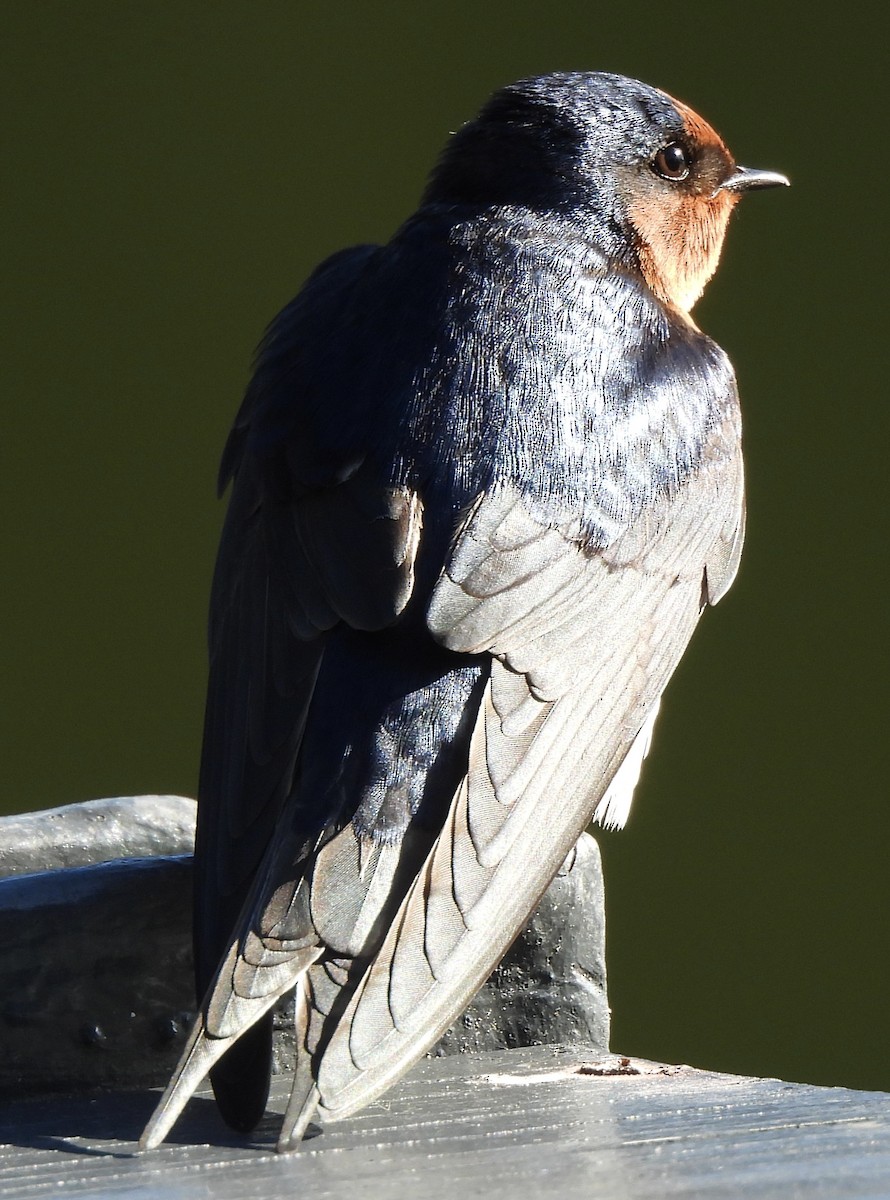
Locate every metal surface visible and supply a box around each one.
[0,809,606,1098]
[0,797,196,879]
[3,1044,889,1198]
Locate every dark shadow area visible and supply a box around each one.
[0,1089,282,1156]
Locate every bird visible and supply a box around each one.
[140,71,787,1153]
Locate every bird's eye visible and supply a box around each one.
[653,142,692,181]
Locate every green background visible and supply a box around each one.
[4,4,886,1093]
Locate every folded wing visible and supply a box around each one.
[311,408,744,1123]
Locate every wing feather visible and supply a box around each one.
[309,416,744,1122]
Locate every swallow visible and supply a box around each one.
[141,71,787,1152]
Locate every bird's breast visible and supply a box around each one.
[378,214,737,548]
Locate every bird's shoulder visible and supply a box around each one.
[412,206,742,544]
[217,207,740,551]
[218,242,383,495]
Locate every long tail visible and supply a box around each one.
[139,944,322,1150]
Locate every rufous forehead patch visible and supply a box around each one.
[670,97,732,157]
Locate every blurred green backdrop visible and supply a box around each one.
[3,3,886,1094]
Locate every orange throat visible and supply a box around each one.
[628,188,738,314]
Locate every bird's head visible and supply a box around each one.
[425,72,788,313]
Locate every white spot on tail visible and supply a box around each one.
[592,700,661,831]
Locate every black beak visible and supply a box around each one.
[719,165,790,194]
